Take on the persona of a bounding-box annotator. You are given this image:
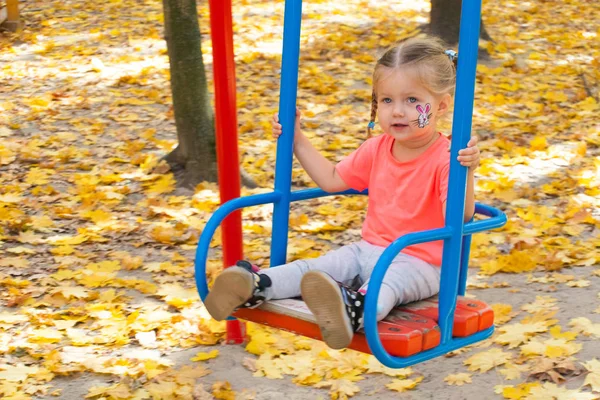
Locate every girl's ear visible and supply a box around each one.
[437,93,453,116]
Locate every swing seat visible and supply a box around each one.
[196,191,507,366]
[233,295,493,357]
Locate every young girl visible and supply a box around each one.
[204,36,481,350]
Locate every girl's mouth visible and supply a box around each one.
[392,123,408,128]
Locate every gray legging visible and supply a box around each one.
[259,240,441,321]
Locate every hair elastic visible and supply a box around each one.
[445,49,458,62]
[367,121,375,129]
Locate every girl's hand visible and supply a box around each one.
[272,108,301,142]
[457,136,480,169]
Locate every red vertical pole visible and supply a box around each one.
[208,0,245,344]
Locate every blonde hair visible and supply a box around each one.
[367,36,458,137]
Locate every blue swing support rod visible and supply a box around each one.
[195,0,507,368]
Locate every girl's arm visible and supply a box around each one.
[463,168,476,221]
[294,133,350,193]
[442,136,479,221]
[272,110,349,193]
[441,169,475,222]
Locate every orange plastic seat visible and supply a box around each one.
[398,296,493,337]
[232,296,493,357]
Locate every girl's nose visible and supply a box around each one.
[393,106,404,117]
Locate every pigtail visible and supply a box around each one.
[367,90,377,138]
[445,49,458,69]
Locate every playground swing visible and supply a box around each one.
[195,0,507,368]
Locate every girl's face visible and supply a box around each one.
[375,67,451,146]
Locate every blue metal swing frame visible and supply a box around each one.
[195,0,507,368]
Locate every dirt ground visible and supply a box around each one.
[1,1,598,399]
[42,263,600,400]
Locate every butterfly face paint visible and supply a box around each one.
[412,103,432,128]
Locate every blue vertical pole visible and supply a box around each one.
[438,0,482,343]
[270,0,303,267]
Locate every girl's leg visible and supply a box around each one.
[204,261,270,321]
[360,252,441,322]
[259,242,363,300]
[204,243,362,321]
[296,242,372,349]
[300,270,365,349]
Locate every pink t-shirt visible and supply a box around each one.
[336,133,450,266]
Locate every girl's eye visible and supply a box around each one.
[382,98,392,104]
[408,97,417,103]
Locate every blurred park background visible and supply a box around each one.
[0,0,599,399]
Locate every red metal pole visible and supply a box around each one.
[208,0,245,344]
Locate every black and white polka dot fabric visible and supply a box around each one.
[235,260,267,309]
[340,286,365,332]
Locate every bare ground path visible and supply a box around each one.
[44,263,600,400]
[1,0,599,399]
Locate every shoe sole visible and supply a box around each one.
[301,270,353,350]
[204,268,254,321]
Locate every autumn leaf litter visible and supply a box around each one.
[0,0,599,399]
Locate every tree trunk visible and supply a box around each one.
[429,0,493,46]
[162,0,256,189]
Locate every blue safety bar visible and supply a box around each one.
[194,0,508,368]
